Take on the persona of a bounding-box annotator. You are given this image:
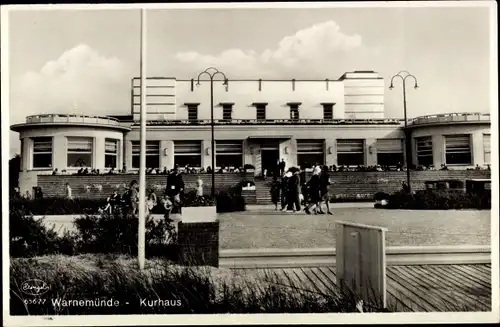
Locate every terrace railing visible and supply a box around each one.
[408,112,490,127]
[133,118,405,126]
[25,114,122,126]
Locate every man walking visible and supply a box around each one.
[319,165,333,215]
[287,170,301,212]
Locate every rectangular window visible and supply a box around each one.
[67,137,93,168]
[483,134,491,164]
[256,104,266,120]
[376,139,404,166]
[337,139,364,166]
[174,141,202,167]
[32,137,53,168]
[290,105,299,120]
[187,105,198,121]
[297,140,324,169]
[416,136,433,167]
[222,104,233,120]
[322,104,334,120]
[216,140,243,168]
[132,141,160,169]
[105,139,118,168]
[445,134,472,165]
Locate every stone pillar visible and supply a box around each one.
[432,134,444,167]
[21,137,31,171]
[201,139,213,169]
[242,139,253,166]
[471,131,483,166]
[410,137,418,168]
[177,221,220,267]
[117,139,124,171]
[252,144,262,175]
[365,138,377,166]
[125,140,133,172]
[52,135,67,171]
[325,139,336,166]
[94,137,105,170]
[279,138,297,169]
[160,140,174,170]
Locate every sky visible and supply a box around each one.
[6,4,494,156]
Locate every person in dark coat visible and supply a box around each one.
[280,173,290,211]
[305,166,322,214]
[278,159,286,176]
[318,165,333,215]
[166,165,185,213]
[270,176,281,210]
[287,170,301,212]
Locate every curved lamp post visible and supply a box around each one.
[196,67,228,197]
[389,70,419,193]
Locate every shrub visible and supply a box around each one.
[9,207,61,258]
[243,164,255,170]
[182,190,216,207]
[72,209,178,260]
[216,184,246,213]
[238,179,255,187]
[10,198,105,215]
[381,190,491,210]
[373,192,390,201]
[9,205,178,259]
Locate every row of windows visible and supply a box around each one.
[127,139,403,169]
[415,134,491,166]
[186,103,335,121]
[29,134,491,170]
[32,137,119,169]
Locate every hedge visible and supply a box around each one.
[377,190,491,210]
[9,206,178,259]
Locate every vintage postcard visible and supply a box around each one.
[2,1,499,326]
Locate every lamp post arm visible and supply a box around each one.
[212,71,228,83]
[390,74,404,87]
[397,70,411,76]
[403,74,419,88]
[196,71,212,85]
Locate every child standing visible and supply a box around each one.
[270,177,280,210]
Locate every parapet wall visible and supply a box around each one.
[36,170,491,201]
[37,173,254,199]
[322,170,491,199]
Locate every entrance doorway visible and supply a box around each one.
[261,149,279,177]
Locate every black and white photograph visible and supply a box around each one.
[2,1,498,326]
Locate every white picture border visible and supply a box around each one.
[2,1,498,326]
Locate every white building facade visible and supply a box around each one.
[11,71,491,194]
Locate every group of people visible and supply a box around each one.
[98,165,188,217]
[270,165,333,215]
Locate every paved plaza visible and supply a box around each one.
[39,205,491,249]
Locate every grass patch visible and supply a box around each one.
[10,254,389,315]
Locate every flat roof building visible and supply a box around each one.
[11,71,491,194]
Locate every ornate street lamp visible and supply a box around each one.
[196,67,228,197]
[389,70,419,193]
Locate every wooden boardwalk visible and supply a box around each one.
[232,264,492,312]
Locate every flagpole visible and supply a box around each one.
[138,8,147,270]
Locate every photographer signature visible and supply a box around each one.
[21,279,50,296]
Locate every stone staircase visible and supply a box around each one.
[254,179,273,205]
